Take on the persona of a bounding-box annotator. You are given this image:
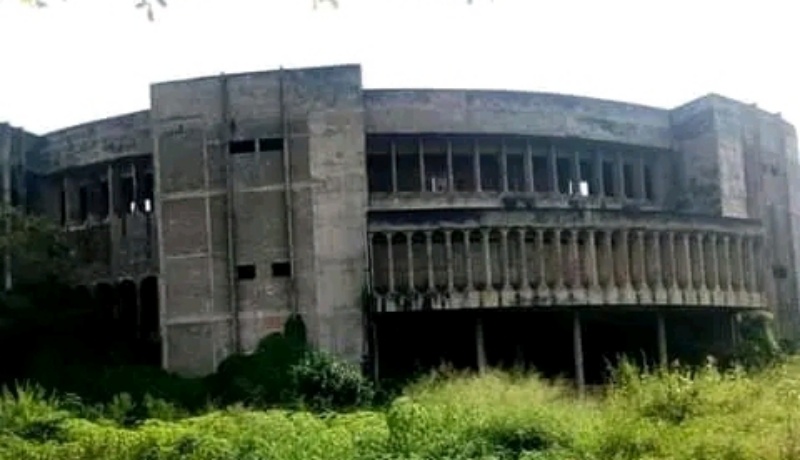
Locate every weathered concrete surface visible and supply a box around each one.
[365,90,673,148]
[151,65,367,376]
[3,64,799,376]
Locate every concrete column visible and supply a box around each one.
[445,230,454,293]
[707,234,720,300]
[694,233,708,302]
[482,229,492,288]
[473,140,482,193]
[518,228,529,289]
[524,140,534,192]
[567,229,580,290]
[476,316,487,373]
[614,152,625,198]
[635,154,646,200]
[594,151,604,198]
[405,231,414,290]
[465,230,474,290]
[500,228,511,289]
[733,235,745,301]
[585,229,601,302]
[720,235,733,302]
[617,230,634,302]
[602,230,617,302]
[650,231,667,303]
[390,140,398,193]
[425,231,434,291]
[746,236,759,304]
[572,151,581,195]
[680,232,695,304]
[548,143,558,194]
[665,232,680,300]
[446,139,454,193]
[657,311,668,368]
[535,229,549,299]
[500,139,509,193]
[573,312,586,395]
[418,139,426,192]
[552,229,565,292]
[386,232,396,294]
[633,230,651,303]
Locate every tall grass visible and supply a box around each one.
[3,358,800,459]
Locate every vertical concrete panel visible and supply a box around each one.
[670,102,722,215]
[152,76,233,376]
[307,107,368,362]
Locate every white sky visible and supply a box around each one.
[1,0,798,135]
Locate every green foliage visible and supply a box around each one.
[291,351,374,411]
[733,311,785,370]
[7,359,800,459]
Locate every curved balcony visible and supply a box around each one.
[367,221,766,313]
[367,134,676,213]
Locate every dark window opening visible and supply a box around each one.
[773,265,788,280]
[78,185,89,222]
[507,154,526,192]
[99,180,110,218]
[271,261,292,278]
[229,139,256,154]
[396,139,420,192]
[479,140,501,192]
[120,176,135,215]
[140,172,155,213]
[533,157,550,192]
[59,188,66,226]
[452,139,475,192]
[236,264,257,281]
[368,155,392,192]
[623,163,635,198]
[556,158,572,194]
[423,138,448,192]
[602,161,615,197]
[258,137,284,152]
[581,160,598,195]
[644,165,655,201]
[366,136,390,155]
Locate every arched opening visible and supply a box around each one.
[139,276,161,367]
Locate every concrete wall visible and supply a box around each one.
[152,65,367,376]
[364,90,673,149]
[5,63,799,375]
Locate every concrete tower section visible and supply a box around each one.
[151,65,368,375]
[672,95,800,340]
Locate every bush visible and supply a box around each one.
[290,350,375,411]
[5,360,800,459]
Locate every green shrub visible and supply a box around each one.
[290,350,375,411]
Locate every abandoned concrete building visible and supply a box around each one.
[1,64,799,385]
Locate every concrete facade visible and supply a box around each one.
[1,64,798,379]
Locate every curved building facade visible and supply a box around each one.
[1,64,799,381]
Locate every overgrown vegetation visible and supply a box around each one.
[2,354,800,459]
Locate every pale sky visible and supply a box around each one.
[1,0,798,135]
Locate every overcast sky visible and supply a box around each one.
[0,0,797,135]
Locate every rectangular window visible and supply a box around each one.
[271,261,292,278]
[229,139,256,154]
[258,138,284,152]
[236,264,257,280]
